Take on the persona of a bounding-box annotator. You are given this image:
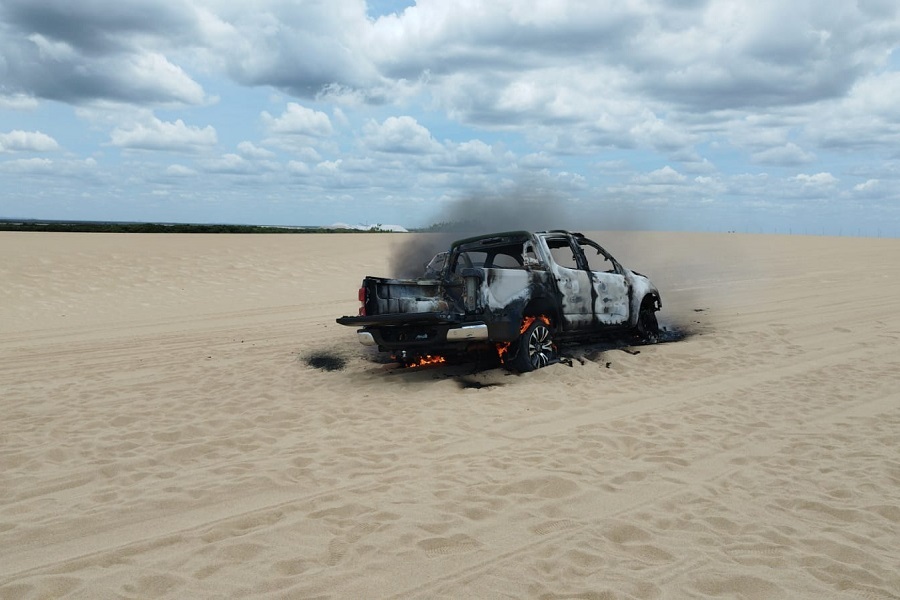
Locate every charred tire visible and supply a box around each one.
[635,298,660,342]
[510,319,555,372]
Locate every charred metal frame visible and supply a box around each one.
[337,230,661,359]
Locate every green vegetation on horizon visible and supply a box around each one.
[0,221,393,234]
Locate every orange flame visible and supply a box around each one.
[496,315,552,362]
[519,314,552,334]
[405,354,447,368]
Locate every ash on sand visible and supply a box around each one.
[304,350,348,372]
[557,321,700,367]
[457,376,505,390]
[656,323,696,343]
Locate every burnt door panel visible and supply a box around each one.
[590,272,629,325]
[543,237,594,330]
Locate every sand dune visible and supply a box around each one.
[1,231,898,599]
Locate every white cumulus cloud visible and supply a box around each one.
[792,172,839,186]
[362,116,441,154]
[262,103,334,137]
[0,130,60,153]
[637,166,688,185]
[237,141,276,159]
[752,143,816,166]
[110,117,217,152]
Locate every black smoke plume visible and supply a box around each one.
[389,187,579,278]
[387,178,668,278]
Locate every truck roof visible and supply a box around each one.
[450,230,584,250]
[450,230,532,249]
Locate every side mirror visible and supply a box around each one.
[523,256,541,269]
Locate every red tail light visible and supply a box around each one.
[358,286,367,316]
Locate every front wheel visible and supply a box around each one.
[634,300,659,343]
[510,319,555,372]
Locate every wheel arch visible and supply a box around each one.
[628,271,661,326]
[630,291,661,326]
[519,298,560,330]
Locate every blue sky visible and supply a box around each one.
[1,0,899,235]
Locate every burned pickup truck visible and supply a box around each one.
[337,230,661,371]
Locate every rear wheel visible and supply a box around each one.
[511,319,555,372]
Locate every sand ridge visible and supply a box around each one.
[1,231,899,598]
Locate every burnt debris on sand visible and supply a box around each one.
[305,351,348,372]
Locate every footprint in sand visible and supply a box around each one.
[531,519,578,536]
[417,533,481,557]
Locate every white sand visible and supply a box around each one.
[1,231,899,599]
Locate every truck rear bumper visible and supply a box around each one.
[446,323,489,341]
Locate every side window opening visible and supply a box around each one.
[453,250,487,274]
[579,242,617,273]
[488,246,524,269]
[547,238,580,270]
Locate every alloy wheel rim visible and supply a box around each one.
[528,325,553,368]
